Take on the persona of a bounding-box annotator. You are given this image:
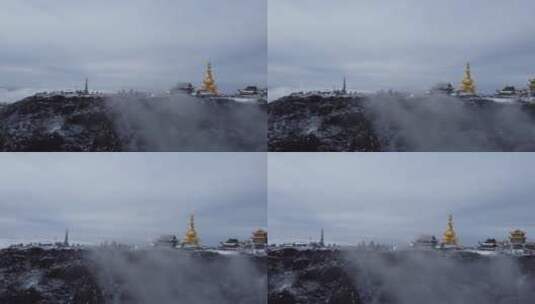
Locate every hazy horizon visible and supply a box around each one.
[0,0,266,94]
[268,153,535,246]
[0,153,267,247]
[269,0,535,95]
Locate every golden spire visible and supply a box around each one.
[442,214,458,246]
[182,214,200,247]
[459,62,476,95]
[200,61,218,95]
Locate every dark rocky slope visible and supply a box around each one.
[268,95,380,152]
[268,94,535,151]
[0,94,266,151]
[268,248,361,304]
[0,247,267,304]
[0,95,121,151]
[0,247,103,304]
[268,248,535,304]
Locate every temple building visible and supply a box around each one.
[154,234,178,248]
[477,238,498,252]
[441,215,459,248]
[170,82,195,95]
[412,234,438,249]
[181,214,200,247]
[251,229,267,249]
[198,62,218,95]
[430,82,454,95]
[238,86,260,96]
[529,79,535,96]
[509,229,526,247]
[459,63,476,95]
[496,86,517,97]
[221,238,241,250]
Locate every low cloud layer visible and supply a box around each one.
[108,94,266,151]
[364,94,535,151]
[345,251,535,304]
[91,248,266,304]
[268,153,535,245]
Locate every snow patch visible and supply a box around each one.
[21,270,43,290]
[46,117,65,133]
[487,97,519,104]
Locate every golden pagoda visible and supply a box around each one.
[441,214,458,246]
[200,61,218,95]
[181,214,200,247]
[459,62,476,95]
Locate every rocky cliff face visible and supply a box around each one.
[268,248,361,304]
[268,95,380,152]
[268,247,535,304]
[0,247,267,304]
[0,95,121,151]
[0,247,103,304]
[0,94,267,151]
[268,94,535,151]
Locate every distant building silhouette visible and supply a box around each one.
[84,78,89,95]
[64,229,69,246]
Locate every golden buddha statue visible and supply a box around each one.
[442,214,458,246]
[459,62,476,95]
[182,214,200,247]
[200,61,218,95]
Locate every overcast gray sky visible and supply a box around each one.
[269,0,535,95]
[0,0,266,93]
[268,153,535,246]
[0,153,266,246]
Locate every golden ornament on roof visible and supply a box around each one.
[459,62,476,94]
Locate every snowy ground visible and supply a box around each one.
[0,238,95,249]
[227,96,264,103]
[0,238,54,249]
[268,87,296,102]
